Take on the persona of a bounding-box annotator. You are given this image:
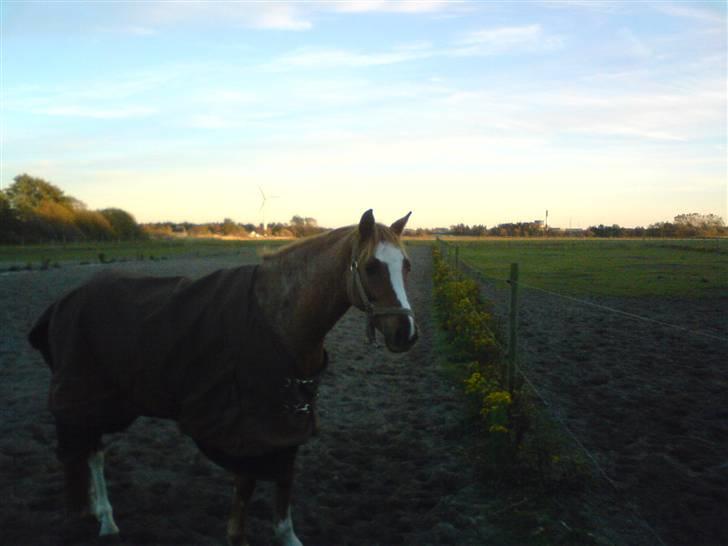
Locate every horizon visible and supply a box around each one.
[2,1,726,230]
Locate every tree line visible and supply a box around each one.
[445,214,727,238]
[143,215,326,239]
[0,174,146,244]
[0,175,331,244]
[3,174,724,243]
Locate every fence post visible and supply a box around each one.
[507,263,519,393]
[455,245,459,271]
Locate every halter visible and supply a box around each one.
[347,235,415,344]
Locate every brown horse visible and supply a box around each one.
[28,209,418,546]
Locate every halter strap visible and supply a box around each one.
[348,235,415,344]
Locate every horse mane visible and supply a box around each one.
[262,223,406,264]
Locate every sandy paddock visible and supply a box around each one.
[2,245,721,545]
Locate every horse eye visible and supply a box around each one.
[365,259,380,275]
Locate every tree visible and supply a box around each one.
[0,190,20,242]
[674,213,725,236]
[289,215,321,237]
[34,199,83,241]
[5,174,70,214]
[100,208,145,240]
[221,218,247,237]
[74,209,114,241]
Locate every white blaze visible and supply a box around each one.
[274,508,303,546]
[88,451,120,536]
[374,242,416,339]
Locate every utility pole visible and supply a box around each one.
[545,209,549,231]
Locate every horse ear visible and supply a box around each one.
[359,209,375,241]
[390,211,412,236]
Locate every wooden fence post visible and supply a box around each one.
[507,263,519,393]
[455,245,459,271]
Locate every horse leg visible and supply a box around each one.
[273,458,302,546]
[227,474,256,546]
[56,422,100,516]
[56,423,119,535]
[87,450,120,536]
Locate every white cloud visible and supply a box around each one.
[541,0,622,11]
[127,2,314,31]
[655,3,726,25]
[332,0,454,14]
[32,106,157,119]
[266,45,433,70]
[454,24,564,55]
[251,4,312,30]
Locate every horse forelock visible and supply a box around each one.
[357,223,407,264]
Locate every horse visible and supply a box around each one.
[28,209,418,546]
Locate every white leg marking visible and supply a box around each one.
[88,451,120,536]
[375,242,416,339]
[274,508,303,546]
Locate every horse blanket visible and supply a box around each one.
[29,265,324,458]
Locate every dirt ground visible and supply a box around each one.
[1,245,720,546]
[0,246,488,546]
[473,268,728,546]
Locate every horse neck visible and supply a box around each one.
[254,230,355,375]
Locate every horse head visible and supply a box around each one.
[348,209,419,353]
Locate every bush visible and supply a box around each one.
[433,246,519,463]
[433,244,591,487]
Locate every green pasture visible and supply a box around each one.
[0,238,290,270]
[443,238,728,298]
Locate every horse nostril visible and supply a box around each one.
[395,322,417,347]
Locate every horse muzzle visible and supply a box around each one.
[379,314,419,353]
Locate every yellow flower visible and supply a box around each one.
[484,391,512,407]
[489,425,509,434]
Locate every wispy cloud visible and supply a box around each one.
[185,114,237,129]
[266,23,563,72]
[32,106,157,119]
[454,24,564,56]
[541,0,623,11]
[332,0,454,14]
[119,2,314,32]
[615,27,653,59]
[266,43,433,70]
[251,4,312,30]
[655,3,726,25]
[96,25,158,36]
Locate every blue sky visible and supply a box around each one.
[1,1,725,229]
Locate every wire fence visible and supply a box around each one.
[436,239,728,546]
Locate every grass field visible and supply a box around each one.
[441,238,728,298]
[0,238,290,270]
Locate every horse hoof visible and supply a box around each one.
[58,513,100,545]
[96,533,122,545]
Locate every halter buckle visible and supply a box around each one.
[283,403,312,415]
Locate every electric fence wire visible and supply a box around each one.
[435,241,681,546]
[515,364,669,546]
[440,240,728,344]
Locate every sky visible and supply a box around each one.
[1,0,726,230]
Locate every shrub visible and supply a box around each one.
[433,246,517,460]
[433,244,589,487]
